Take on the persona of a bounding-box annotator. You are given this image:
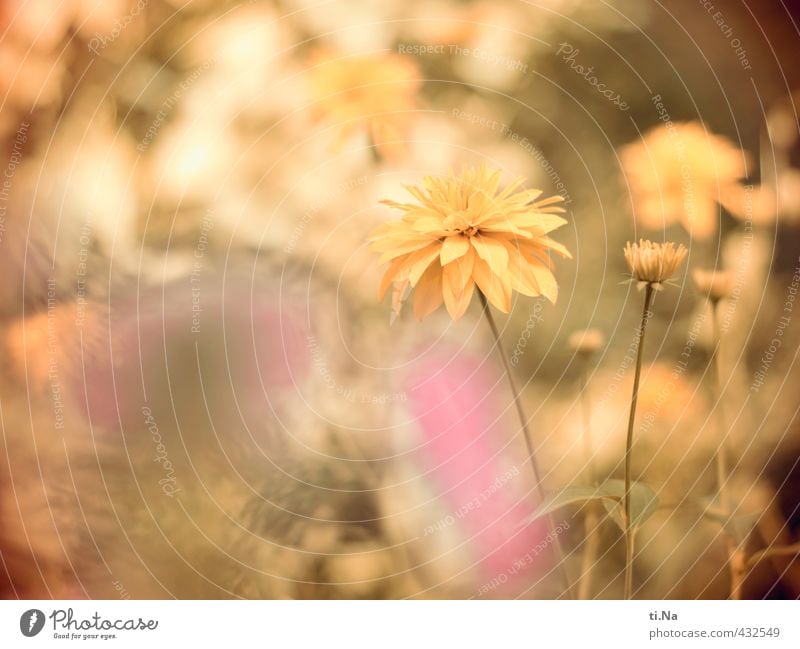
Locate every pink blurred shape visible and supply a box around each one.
[406,349,551,596]
[76,280,310,435]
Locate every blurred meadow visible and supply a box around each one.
[1,0,800,599]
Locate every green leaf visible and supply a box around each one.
[600,480,659,531]
[524,485,608,524]
[521,479,659,531]
[694,497,758,543]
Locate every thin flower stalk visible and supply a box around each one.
[569,329,605,600]
[622,283,653,599]
[479,292,575,599]
[621,240,687,599]
[707,292,747,599]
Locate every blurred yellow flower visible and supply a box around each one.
[624,239,688,287]
[692,268,734,302]
[568,328,606,355]
[308,50,420,159]
[620,121,748,239]
[369,165,571,321]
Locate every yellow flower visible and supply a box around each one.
[692,268,734,302]
[568,328,606,355]
[308,49,420,159]
[620,121,748,239]
[369,165,571,321]
[624,239,687,288]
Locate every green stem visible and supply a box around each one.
[709,301,746,599]
[623,283,654,599]
[479,292,575,599]
[578,364,600,600]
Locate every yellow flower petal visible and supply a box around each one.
[407,244,442,286]
[506,250,540,297]
[390,279,410,324]
[378,256,409,300]
[440,235,469,264]
[370,165,571,320]
[375,236,436,264]
[528,260,558,303]
[473,257,511,313]
[413,265,444,321]
[471,235,509,277]
[444,246,475,296]
[443,276,475,320]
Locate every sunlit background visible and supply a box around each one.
[1,0,799,599]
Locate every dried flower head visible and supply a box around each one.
[308,50,420,159]
[624,239,687,288]
[568,328,606,355]
[692,268,734,302]
[369,165,572,321]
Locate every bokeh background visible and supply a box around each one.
[1,0,799,599]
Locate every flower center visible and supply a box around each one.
[443,211,478,237]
